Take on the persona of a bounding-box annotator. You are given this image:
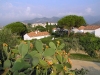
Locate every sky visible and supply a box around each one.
[0,0,100,26]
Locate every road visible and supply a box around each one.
[71,59,100,75]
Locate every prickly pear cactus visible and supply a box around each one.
[1,40,74,75]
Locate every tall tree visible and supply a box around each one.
[5,22,28,38]
[33,25,46,32]
[57,15,86,36]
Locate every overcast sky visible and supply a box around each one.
[0,0,100,26]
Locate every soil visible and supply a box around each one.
[71,59,100,75]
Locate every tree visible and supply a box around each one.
[5,22,28,38]
[27,23,33,32]
[79,33,100,57]
[0,28,18,50]
[57,15,86,36]
[0,28,18,66]
[33,25,46,32]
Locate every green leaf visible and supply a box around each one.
[54,64,63,72]
[62,55,68,63]
[11,49,19,53]
[35,40,43,53]
[44,48,55,56]
[32,57,39,67]
[56,54,62,63]
[23,62,31,69]
[18,42,23,54]
[49,42,56,50]
[21,44,28,58]
[19,72,26,75]
[27,41,30,50]
[29,51,38,57]
[12,58,24,71]
[4,59,11,68]
[39,59,48,67]
[13,71,19,75]
[34,53,42,58]
[65,62,72,68]
[57,43,65,50]
[50,72,56,75]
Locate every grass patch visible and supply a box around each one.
[70,53,100,62]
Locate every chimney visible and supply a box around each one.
[35,31,37,34]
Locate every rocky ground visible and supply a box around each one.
[71,59,100,75]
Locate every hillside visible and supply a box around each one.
[92,20,100,25]
[22,16,100,25]
[22,17,61,23]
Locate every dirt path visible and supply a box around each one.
[71,59,100,75]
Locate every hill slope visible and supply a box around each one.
[22,17,61,23]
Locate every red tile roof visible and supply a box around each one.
[52,28,56,30]
[78,25,100,30]
[27,31,50,37]
[78,26,85,30]
[84,25,100,30]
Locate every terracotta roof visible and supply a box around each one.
[27,31,50,37]
[78,26,85,30]
[84,25,100,30]
[78,25,100,30]
[52,28,56,30]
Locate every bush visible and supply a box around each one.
[1,40,75,75]
[79,33,100,57]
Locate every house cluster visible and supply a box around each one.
[31,22,57,28]
[72,25,100,37]
[23,25,100,40]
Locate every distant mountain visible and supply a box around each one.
[22,17,61,24]
[84,15,100,25]
[22,16,100,25]
[92,20,100,25]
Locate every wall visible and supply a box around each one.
[95,28,100,37]
[24,34,32,40]
[84,30,95,34]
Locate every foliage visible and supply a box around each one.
[26,23,33,32]
[79,33,100,57]
[33,25,46,32]
[57,15,86,36]
[5,22,28,38]
[63,38,84,53]
[70,53,100,62]
[1,40,75,75]
[74,68,89,75]
[0,28,19,70]
[0,28,18,50]
[45,22,56,34]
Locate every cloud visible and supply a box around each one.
[86,7,92,13]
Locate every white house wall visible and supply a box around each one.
[24,34,50,40]
[84,30,95,34]
[72,28,79,33]
[95,28,100,37]
[31,35,50,39]
[24,34,32,40]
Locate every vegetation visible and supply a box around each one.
[78,33,100,57]
[33,25,46,32]
[0,28,18,49]
[57,15,86,36]
[1,14,100,75]
[5,22,28,38]
[1,40,75,75]
[0,28,19,69]
[70,53,100,62]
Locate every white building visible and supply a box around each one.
[31,22,57,28]
[72,25,100,37]
[24,31,50,40]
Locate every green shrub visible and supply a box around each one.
[1,40,75,75]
